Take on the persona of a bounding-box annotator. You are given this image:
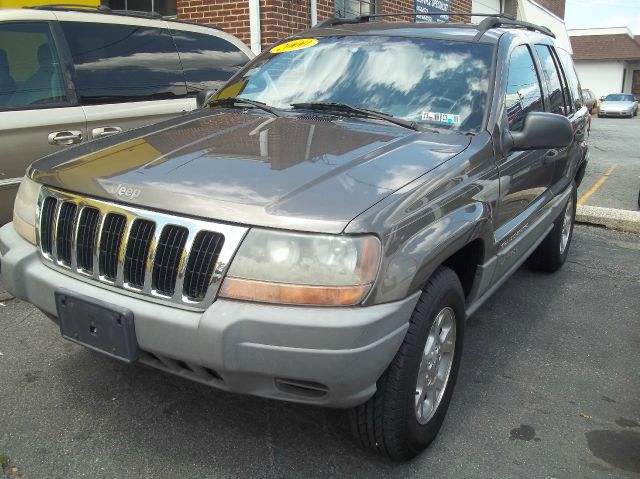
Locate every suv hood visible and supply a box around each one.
[31,110,470,234]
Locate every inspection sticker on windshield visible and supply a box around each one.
[421,112,461,125]
[271,38,318,53]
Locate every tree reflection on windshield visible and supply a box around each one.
[219,36,494,132]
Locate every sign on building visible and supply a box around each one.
[415,0,450,23]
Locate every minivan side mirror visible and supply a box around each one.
[503,112,573,153]
[196,89,218,109]
[600,96,606,101]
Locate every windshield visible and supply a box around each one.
[605,94,635,102]
[213,36,494,132]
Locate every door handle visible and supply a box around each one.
[92,126,123,139]
[543,149,559,165]
[48,130,83,146]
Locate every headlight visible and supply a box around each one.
[13,176,41,245]
[219,230,381,306]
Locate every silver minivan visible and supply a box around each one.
[0,7,253,223]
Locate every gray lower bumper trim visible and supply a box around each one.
[0,223,419,408]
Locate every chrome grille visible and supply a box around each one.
[40,196,57,256]
[98,213,126,281]
[36,188,248,309]
[184,231,225,301]
[76,207,100,272]
[123,219,155,289]
[55,202,77,265]
[152,225,188,296]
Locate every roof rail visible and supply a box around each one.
[25,4,162,19]
[475,16,555,38]
[26,3,113,11]
[313,12,513,28]
[313,12,555,39]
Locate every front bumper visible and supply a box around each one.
[0,223,419,408]
[598,110,634,117]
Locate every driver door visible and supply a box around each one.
[493,44,554,276]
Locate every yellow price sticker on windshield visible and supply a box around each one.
[271,38,318,53]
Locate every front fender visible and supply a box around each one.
[365,201,489,305]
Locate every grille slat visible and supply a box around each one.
[76,207,100,272]
[152,225,188,296]
[37,190,244,308]
[124,219,155,289]
[98,213,126,281]
[40,197,57,255]
[184,231,225,301]
[55,202,77,265]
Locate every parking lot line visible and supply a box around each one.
[578,163,618,205]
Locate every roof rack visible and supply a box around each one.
[314,12,555,39]
[24,4,222,27]
[25,4,162,19]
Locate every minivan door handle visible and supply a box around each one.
[48,130,83,146]
[92,126,123,139]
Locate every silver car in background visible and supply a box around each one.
[597,93,638,118]
[0,7,253,224]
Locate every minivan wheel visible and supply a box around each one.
[349,266,465,461]
[526,183,577,273]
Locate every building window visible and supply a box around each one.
[335,0,378,18]
[102,0,176,17]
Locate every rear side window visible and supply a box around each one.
[171,30,250,95]
[60,22,187,104]
[505,45,544,131]
[0,22,66,109]
[534,45,567,115]
[557,48,584,112]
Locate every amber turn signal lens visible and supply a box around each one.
[219,277,372,306]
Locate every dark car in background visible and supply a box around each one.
[0,6,253,224]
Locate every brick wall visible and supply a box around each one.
[535,0,565,19]
[177,0,474,49]
[177,0,251,44]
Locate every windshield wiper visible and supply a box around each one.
[209,97,280,117]
[290,102,420,131]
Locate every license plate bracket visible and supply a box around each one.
[55,289,138,363]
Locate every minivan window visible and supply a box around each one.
[534,45,566,115]
[0,22,66,109]
[215,36,494,132]
[557,48,583,111]
[171,30,250,95]
[60,22,187,104]
[505,45,543,131]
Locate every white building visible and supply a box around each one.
[569,27,640,99]
[472,0,571,52]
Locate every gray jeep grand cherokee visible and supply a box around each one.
[0,14,589,460]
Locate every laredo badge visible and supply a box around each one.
[271,38,318,53]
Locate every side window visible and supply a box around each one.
[557,48,584,112]
[171,30,250,95]
[534,45,567,115]
[505,45,544,132]
[0,22,66,109]
[60,22,187,104]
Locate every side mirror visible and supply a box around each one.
[600,96,606,101]
[503,112,573,153]
[196,89,218,109]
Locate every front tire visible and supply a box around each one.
[527,183,577,273]
[349,266,465,460]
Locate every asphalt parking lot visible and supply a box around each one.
[578,115,640,211]
[1,224,639,479]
